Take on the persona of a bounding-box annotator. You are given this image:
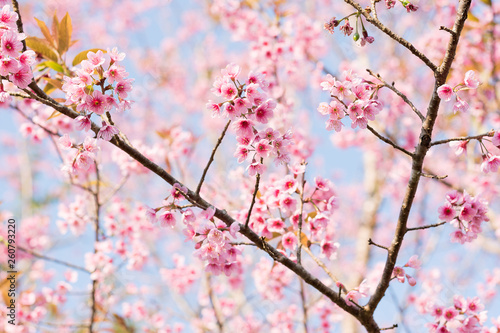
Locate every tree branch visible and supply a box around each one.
[365,0,472,316]
[406,221,447,232]
[17,246,90,273]
[244,172,261,228]
[366,124,414,157]
[343,0,437,72]
[430,130,495,146]
[196,120,231,195]
[366,69,425,121]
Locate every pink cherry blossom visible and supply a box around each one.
[97,121,119,141]
[437,84,454,101]
[281,232,297,251]
[464,70,480,89]
[9,65,32,88]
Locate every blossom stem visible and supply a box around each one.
[366,125,414,157]
[406,221,447,232]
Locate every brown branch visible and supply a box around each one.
[89,162,101,333]
[344,0,437,72]
[366,69,425,121]
[430,130,495,146]
[297,173,306,265]
[196,120,231,195]
[206,273,224,333]
[299,278,309,333]
[244,172,261,228]
[420,172,448,180]
[365,0,472,317]
[17,246,89,273]
[11,0,27,52]
[368,238,388,251]
[406,221,447,232]
[366,124,414,157]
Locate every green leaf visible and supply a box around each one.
[43,83,57,95]
[44,60,64,73]
[51,13,59,46]
[58,13,72,55]
[72,48,106,66]
[26,37,58,62]
[34,17,55,48]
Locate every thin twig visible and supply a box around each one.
[206,273,225,333]
[244,172,261,228]
[366,124,414,157]
[302,246,343,288]
[366,69,425,121]
[89,162,101,333]
[406,221,447,232]
[344,0,437,72]
[368,238,388,251]
[17,246,89,273]
[299,278,309,333]
[439,26,455,35]
[196,120,231,195]
[420,172,448,180]
[381,324,398,331]
[430,130,495,146]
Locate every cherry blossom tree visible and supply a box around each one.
[1,0,500,332]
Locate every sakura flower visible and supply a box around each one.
[86,91,107,115]
[58,134,72,149]
[281,175,298,194]
[464,70,480,89]
[0,5,19,28]
[9,65,32,89]
[438,203,455,222]
[220,81,237,100]
[228,222,240,239]
[74,151,94,171]
[158,210,176,228]
[492,131,500,147]
[221,63,241,79]
[339,21,353,36]
[104,64,128,84]
[145,207,158,224]
[233,119,254,137]
[393,266,406,283]
[437,84,454,101]
[404,255,422,269]
[320,240,339,260]
[253,99,275,123]
[115,79,133,98]
[326,118,344,132]
[206,101,221,118]
[107,47,126,62]
[406,274,417,287]
[247,161,265,176]
[255,139,271,158]
[234,145,250,163]
[1,30,23,57]
[200,206,216,220]
[453,97,469,113]
[171,183,188,201]
[97,121,119,141]
[314,177,330,191]
[87,50,105,67]
[74,115,91,132]
[281,232,297,251]
[449,140,468,156]
[480,154,500,173]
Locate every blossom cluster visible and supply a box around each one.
[0,5,35,91]
[62,48,133,140]
[324,15,375,47]
[391,255,421,286]
[58,134,99,174]
[437,190,489,244]
[207,63,292,175]
[437,70,480,113]
[239,164,340,261]
[426,296,486,332]
[385,0,419,12]
[318,70,383,131]
[147,183,242,277]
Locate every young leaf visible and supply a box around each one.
[58,13,72,55]
[72,48,106,66]
[34,17,55,48]
[41,76,63,90]
[46,110,62,120]
[26,37,58,62]
[51,13,59,47]
[44,61,64,73]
